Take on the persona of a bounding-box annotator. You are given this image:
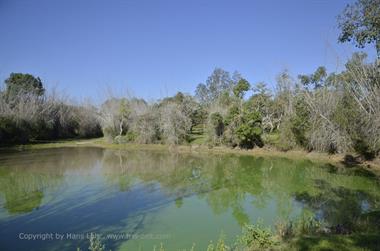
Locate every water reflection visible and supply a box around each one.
[0,147,379,250]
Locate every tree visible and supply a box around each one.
[340,53,380,157]
[195,83,209,104]
[159,102,192,145]
[233,79,250,98]
[248,82,276,132]
[195,68,237,104]
[275,70,295,116]
[289,97,311,149]
[99,98,125,140]
[249,82,271,112]
[235,110,263,149]
[160,92,204,130]
[132,106,159,144]
[206,68,234,101]
[118,99,131,136]
[338,0,380,57]
[298,66,327,89]
[0,80,102,143]
[209,112,225,144]
[4,73,45,102]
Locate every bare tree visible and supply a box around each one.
[159,102,191,145]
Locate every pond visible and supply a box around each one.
[0,147,379,250]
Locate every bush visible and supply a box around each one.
[159,102,192,145]
[114,131,138,144]
[208,112,225,145]
[237,223,278,250]
[0,116,30,144]
[295,216,324,235]
[210,112,224,137]
[235,110,263,149]
[275,220,294,241]
[0,74,103,144]
[207,233,229,251]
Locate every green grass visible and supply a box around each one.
[262,131,280,145]
[188,125,207,145]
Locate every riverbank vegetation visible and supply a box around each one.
[81,215,380,251]
[2,55,379,163]
[1,0,379,162]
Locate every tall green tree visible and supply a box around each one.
[4,73,45,101]
[338,0,380,57]
[233,79,250,98]
[298,66,327,89]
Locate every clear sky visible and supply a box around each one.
[0,0,377,102]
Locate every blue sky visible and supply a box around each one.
[0,0,377,102]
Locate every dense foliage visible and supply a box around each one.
[1,53,379,159]
[0,73,102,144]
[1,52,379,160]
[338,0,380,57]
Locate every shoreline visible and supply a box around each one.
[3,138,380,174]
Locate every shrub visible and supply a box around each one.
[275,220,294,241]
[207,233,229,251]
[208,112,225,145]
[235,110,263,149]
[88,234,105,251]
[295,216,324,235]
[159,102,192,145]
[0,116,30,144]
[237,223,278,250]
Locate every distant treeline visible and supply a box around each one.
[1,0,379,159]
[1,52,379,159]
[99,52,379,159]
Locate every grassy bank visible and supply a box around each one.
[3,137,380,173]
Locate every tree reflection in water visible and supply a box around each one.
[0,147,379,250]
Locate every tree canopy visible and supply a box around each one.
[195,68,240,104]
[338,0,380,57]
[4,73,45,101]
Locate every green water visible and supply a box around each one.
[0,147,379,250]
